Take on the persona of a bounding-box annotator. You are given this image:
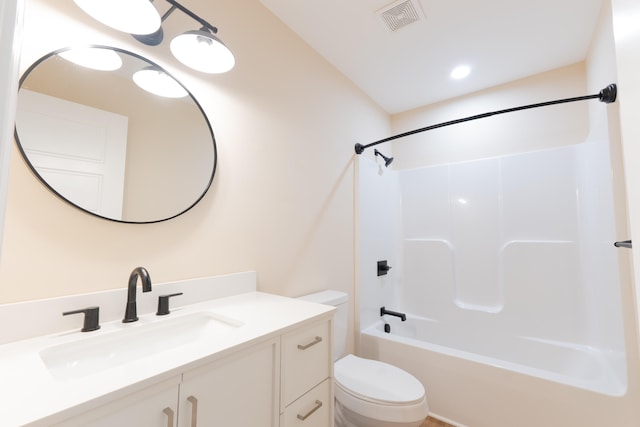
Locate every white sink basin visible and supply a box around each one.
[39,312,243,380]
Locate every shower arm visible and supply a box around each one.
[354,83,617,155]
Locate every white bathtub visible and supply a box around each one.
[359,316,633,427]
[357,144,639,426]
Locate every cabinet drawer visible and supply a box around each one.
[281,320,331,407]
[281,379,331,427]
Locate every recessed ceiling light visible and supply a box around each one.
[451,65,471,80]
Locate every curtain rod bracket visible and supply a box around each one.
[599,84,617,104]
[354,83,618,155]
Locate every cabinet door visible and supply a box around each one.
[179,338,279,427]
[53,377,180,427]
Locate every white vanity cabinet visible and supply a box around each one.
[0,287,336,427]
[280,319,333,426]
[52,338,279,427]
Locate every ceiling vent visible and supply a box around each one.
[377,0,424,32]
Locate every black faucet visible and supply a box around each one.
[380,306,406,321]
[123,267,152,323]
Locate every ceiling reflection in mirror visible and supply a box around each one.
[14,46,216,223]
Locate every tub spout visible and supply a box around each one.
[380,306,406,321]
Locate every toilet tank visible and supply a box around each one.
[297,290,348,361]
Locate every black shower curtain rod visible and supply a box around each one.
[354,83,618,155]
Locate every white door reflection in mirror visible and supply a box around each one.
[16,89,128,219]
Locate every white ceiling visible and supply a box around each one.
[259,0,604,114]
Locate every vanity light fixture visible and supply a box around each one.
[133,67,188,98]
[74,0,235,74]
[148,0,235,74]
[73,0,161,35]
[58,47,123,71]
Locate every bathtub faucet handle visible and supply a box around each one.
[380,306,406,321]
[377,260,392,276]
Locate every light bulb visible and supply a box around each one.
[73,0,161,35]
[170,30,235,74]
[58,47,122,71]
[133,68,188,98]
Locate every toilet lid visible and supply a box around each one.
[334,355,425,404]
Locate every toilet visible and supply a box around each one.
[298,290,428,427]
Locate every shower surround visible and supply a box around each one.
[356,140,637,426]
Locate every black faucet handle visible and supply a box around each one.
[156,292,184,316]
[63,306,101,332]
[377,260,392,276]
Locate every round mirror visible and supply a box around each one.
[14,46,216,223]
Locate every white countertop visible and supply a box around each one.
[0,291,334,426]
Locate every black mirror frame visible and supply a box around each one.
[14,45,217,224]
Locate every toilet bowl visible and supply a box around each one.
[297,291,429,427]
[334,354,428,427]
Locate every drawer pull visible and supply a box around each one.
[298,336,323,350]
[163,407,174,427]
[187,395,198,427]
[297,400,323,421]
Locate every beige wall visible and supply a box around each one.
[389,62,590,169]
[0,0,389,355]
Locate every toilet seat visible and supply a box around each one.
[334,355,428,423]
[335,355,425,404]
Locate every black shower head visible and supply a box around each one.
[374,149,394,167]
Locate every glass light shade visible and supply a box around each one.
[73,0,161,35]
[170,30,235,74]
[133,67,188,98]
[58,47,123,71]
